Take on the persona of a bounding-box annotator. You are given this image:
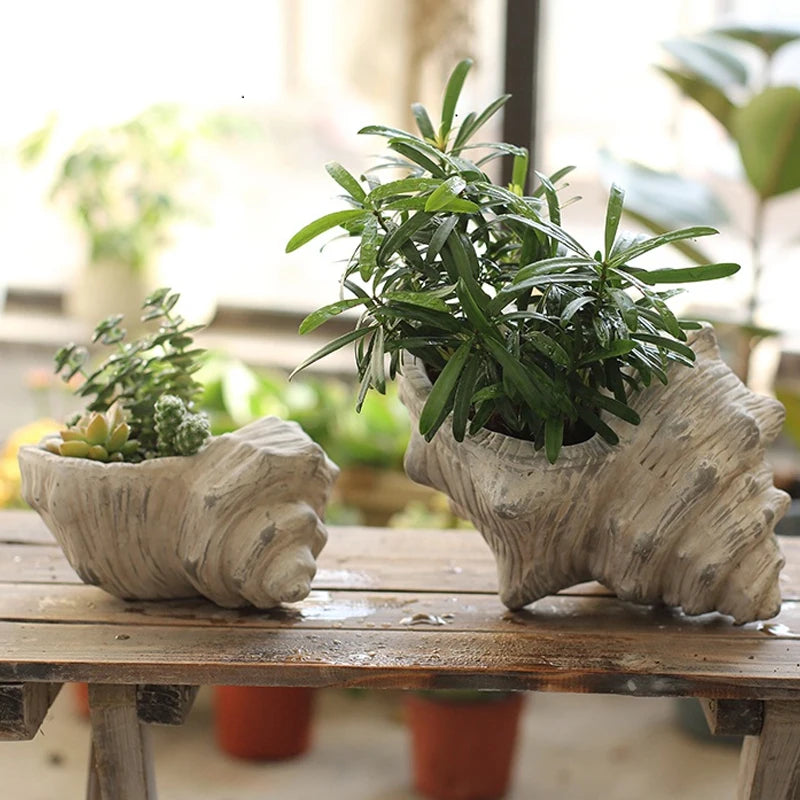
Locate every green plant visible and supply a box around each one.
[53,288,209,461]
[287,59,739,463]
[44,403,139,462]
[603,22,800,381]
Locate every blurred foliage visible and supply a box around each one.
[603,22,800,381]
[0,419,61,508]
[21,105,260,275]
[197,356,410,471]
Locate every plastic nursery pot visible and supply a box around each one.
[405,691,525,800]
[213,686,315,760]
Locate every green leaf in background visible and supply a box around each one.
[662,37,750,91]
[733,87,800,199]
[656,65,735,132]
[285,209,368,252]
[439,59,473,148]
[325,162,366,203]
[298,297,369,335]
[713,23,800,58]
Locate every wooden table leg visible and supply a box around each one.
[87,684,156,800]
[737,700,800,799]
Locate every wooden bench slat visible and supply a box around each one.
[700,698,764,736]
[2,620,800,698]
[136,684,198,726]
[1,582,800,639]
[0,682,61,741]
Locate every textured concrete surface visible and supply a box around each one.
[2,686,739,800]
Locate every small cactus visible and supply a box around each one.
[46,402,140,462]
[153,394,210,457]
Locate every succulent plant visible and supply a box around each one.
[45,402,140,462]
[153,394,210,457]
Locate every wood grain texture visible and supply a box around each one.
[0,682,61,740]
[3,620,800,698]
[88,684,155,800]
[400,328,790,623]
[701,698,764,736]
[738,701,800,799]
[136,684,198,726]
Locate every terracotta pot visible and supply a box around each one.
[214,686,315,760]
[406,692,524,800]
[73,682,90,717]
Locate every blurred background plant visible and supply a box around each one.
[602,22,800,385]
[197,356,447,525]
[18,104,258,326]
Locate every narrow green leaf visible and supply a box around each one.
[290,324,377,379]
[638,262,740,284]
[285,210,368,252]
[512,152,530,192]
[577,339,638,366]
[608,225,717,267]
[378,212,432,262]
[631,332,696,361]
[483,337,554,415]
[368,176,441,201]
[604,183,625,259]
[411,103,436,141]
[325,162,366,203]
[534,170,560,225]
[544,417,564,464]
[527,331,571,367]
[425,217,459,264]
[452,94,511,152]
[439,59,473,147]
[493,214,591,258]
[577,406,619,445]
[388,141,445,177]
[358,124,419,140]
[531,166,576,198]
[298,297,369,335]
[515,255,597,284]
[359,215,379,280]
[452,358,481,442]
[370,327,386,392]
[575,384,640,425]
[456,279,496,339]
[561,296,595,322]
[418,339,472,437]
[384,290,449,312]
[437,198,480,213]
[425,176,467,212]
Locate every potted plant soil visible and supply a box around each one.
[18,288,338,609]
[287,59,789,623]
[213,686,315,761]
[405,691,524,800]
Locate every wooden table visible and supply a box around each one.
[2,509,800,799]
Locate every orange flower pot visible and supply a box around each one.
[213,686,315,760]
[406,692,524,800]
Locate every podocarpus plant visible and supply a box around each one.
[287,59,739,463]
[50,288,210,461]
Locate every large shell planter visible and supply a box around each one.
[19,417,339,609]
[399,327,790,624]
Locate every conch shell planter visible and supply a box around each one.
[399,327,790,624]
[19,416,338,608]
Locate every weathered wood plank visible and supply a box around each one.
[0,682,61,740]
[136,684,198,725]
[3,621,800,698]
[87,684,156,800]
[0,510,56,545]
[1,582,800,639]
[737,700,800,799]
[700,698,764,736]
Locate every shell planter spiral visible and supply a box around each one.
[400,328,790,624]
[19,417,339,608]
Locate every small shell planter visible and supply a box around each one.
[18,416,338,608]
[399,327,790,624]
